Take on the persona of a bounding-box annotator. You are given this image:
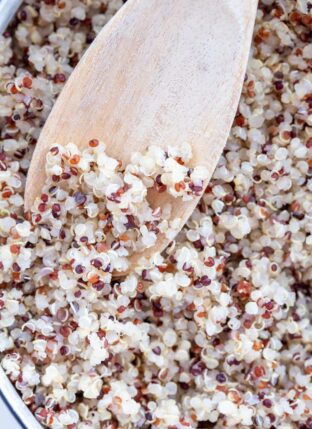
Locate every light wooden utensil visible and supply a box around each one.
[25,0,257,271]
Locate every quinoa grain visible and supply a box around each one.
[0,1,312,429]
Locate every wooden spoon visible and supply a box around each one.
[25,0,257,271]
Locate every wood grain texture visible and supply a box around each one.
[25,0,258,270]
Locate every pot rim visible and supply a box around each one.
[0,367,42,429]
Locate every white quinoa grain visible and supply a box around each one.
[0,1,312,429]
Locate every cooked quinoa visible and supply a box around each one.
[35,141,208,273]
[0,1,312,428]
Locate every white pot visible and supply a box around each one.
[0,0,23,34]
[0,367,42,429]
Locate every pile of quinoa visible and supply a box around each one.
[0,1,312,428]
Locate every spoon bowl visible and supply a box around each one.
[25,0,257,271]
